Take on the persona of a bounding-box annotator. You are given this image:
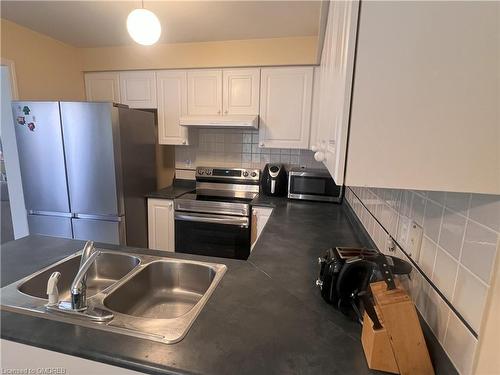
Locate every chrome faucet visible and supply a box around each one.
[70,241,101,311]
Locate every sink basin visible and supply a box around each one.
[104,261,216,319]
[1,248,227,344]
[18,252,140,301]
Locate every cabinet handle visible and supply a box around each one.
[181,140,187,145]
[224,110,228,114]
[311,145,318,152]
[259,142,264,147]
[217,110,221,115]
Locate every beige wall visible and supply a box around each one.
[81,36,318,71]
[1,18,317,99]
[0,19,85,100]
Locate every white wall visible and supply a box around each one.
[0,65,28,239]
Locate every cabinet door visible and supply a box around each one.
[346,1,499,194]
[187,69,222,115]
[147,199,175,251]
[84,72,120,102]
[309,67,321,150]
[222,68,260,115]
[315,0,359,184]
[157,70,189,145]
[251,207,273,249]
[119,71,157,108]
[259,67,313,149]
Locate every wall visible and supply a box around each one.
[81,36,318,72]
[0,19,85,100]
[344,187,500,374]
[175,128,323,171]
[0,66,28,239]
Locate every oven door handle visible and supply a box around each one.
[175,212,250,228]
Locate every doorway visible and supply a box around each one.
[1,63,29,242]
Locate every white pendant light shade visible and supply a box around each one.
[127,8,161,45]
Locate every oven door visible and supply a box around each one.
[174,212,251,260]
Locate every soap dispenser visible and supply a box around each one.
[46,271,61,306]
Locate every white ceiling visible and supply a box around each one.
[1,1,322,48]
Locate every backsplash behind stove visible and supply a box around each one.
[174,128,324,170]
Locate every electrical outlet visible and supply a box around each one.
[397,216,411,248]
[407,221,423,260]
[386,236,396,253]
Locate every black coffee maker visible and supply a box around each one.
[261,164,287,196]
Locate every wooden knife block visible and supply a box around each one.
[361,281,434,375]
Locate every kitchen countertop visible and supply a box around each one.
[1,194,456,374]
[145,180,196,199]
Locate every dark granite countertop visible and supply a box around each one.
[146,180,196,199]
[1,198,456,375]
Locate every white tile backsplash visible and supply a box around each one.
[345,186,500,375]
[460,221,498,284]
[423,200,443,243]
[420,236,438,276]
[432,248,459,300]
[469,194,500,232]
[452,266,488,333]
[175,128,325,171]
[439,209,466,260]
[444,312,477,375]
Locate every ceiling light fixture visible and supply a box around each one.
[127,0,161,46]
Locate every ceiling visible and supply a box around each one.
[1,1,322,48]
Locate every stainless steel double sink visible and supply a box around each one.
[1,249,227,344]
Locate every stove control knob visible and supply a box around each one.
[250,171,257,177]
[198,170,205,175]
[243,171,249,177]
[206,170,212,175]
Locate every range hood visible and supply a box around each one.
[179,115,259,129]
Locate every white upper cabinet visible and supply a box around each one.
[119,71,157,108]
[346,1,500,194]
[222,68,260,115]
[258,67,313,149]
[309,67,321,150]
[187,70,223,115]
[84,72,121,103]
[156,70,189,145]
[314,0,359,184]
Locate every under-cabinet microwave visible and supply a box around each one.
[287,168,342,203]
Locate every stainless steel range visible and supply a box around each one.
[174,166,260,260]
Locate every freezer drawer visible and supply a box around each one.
[28,214,73,239]
[12,102,70,213]
[72,217,125,245]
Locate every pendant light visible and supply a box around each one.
[127,0,161,46]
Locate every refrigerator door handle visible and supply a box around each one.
[74,213,124,222]
[27,210,74,218]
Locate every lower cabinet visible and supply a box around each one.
[147,198,175,252]
[251,206,273,249]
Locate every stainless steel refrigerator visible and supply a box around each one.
[12,101,156,247]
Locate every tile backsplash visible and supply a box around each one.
[344,187,500,375]
[175,128,324,170]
